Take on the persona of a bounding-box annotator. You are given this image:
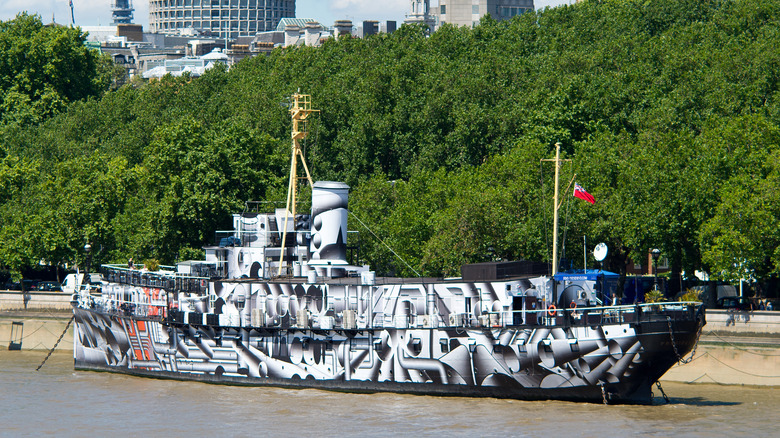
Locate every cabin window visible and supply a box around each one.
[410,338,422,355]
[439,338,449,353]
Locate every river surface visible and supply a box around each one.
[1,350,777,437]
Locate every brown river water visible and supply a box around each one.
[1,350,777,437]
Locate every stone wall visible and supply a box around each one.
[662,343,780,386]
[0,291,73,312]
[0,316,73,351]
[705,309,780,334]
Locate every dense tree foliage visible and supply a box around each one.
[0,13,114,128]
[1,0,779,294]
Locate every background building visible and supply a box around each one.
[404,0,436,32]
[112,0,135,25]
[438,0,534,27]
[148,0,295,39]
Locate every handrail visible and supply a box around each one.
[102,264,180,276]
[74,293,701,330]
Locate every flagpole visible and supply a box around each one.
[583,235,587,272]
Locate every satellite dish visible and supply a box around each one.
[593,243,608,262]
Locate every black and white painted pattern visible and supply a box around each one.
[73,276,702,404]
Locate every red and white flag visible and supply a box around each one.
[573,183,595,204]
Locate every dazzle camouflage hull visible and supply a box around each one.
[73,269,703,404]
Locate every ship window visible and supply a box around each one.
[410,338,422,355]
[439,338,449,353]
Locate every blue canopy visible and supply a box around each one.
[553,270,620,282]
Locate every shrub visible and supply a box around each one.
[143,259,160,271]
[679,289,702,302]
[645,290,665,303]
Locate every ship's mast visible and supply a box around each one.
[277,92,318,276]
[542,142,570,276]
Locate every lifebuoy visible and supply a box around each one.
[570,301,577,310]
[547,305,557,316]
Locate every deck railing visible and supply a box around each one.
[76,282,702,332]
[100,265,210,294]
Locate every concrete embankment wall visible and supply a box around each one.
[661,309,780,386]
[662,343,780,386]
[0,313,74,351]
[1,291,74,351]
[703,309,780,335]
[0,291,73,312]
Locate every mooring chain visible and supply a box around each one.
[599,381,609,405]
[36,315,75,371]
[655,381,670,404]
[667,314,704,364]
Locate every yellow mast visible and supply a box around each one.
[277,93,319,277]
[542,142,570,276]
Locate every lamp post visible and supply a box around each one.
[84,243,92,275]
[651,248,661,291]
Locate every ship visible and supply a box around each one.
[72,94,704,404]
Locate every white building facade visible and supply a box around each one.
[148,0,295,39]
[438,0,534,27]
[404,0,436,31]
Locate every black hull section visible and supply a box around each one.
[72,306,703,405]
[73,360,647,403]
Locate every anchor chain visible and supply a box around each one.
[599,381,609,405]
[655,381,670,404]
[36,315,75,371]
[666,311,704,364]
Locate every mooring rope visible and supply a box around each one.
[36,315,75,371]
[348,211,421,277]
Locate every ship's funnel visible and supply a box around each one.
[310,181,349,263]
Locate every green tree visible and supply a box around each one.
[0,13,111,126]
